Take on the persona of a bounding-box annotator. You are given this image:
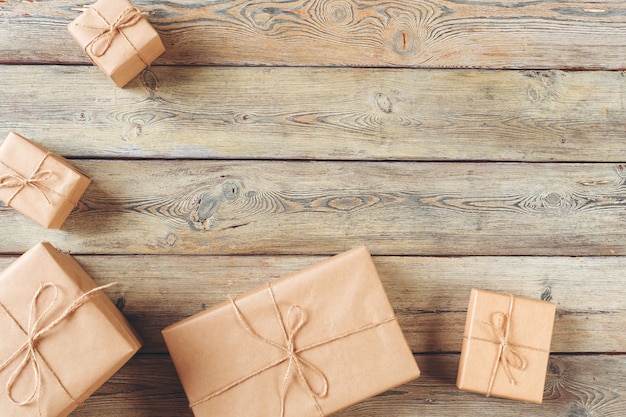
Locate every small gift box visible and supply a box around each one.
[0,132,91,229]
[456,288,556,403]
[68,0,165,87]
[0,242,142,417]
[162,246,420,417]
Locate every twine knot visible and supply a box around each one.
[0,282,116,407]
[481,295,527,396]
[85,6,143,57]
[0,155,54,206]
[274,305,328,416]
[222,290,329,417]
[1,283,56,406]
[189,284,396,416]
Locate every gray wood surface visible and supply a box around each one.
[4,161,626,256]
[70,354,626,417]
[2,0,626,68]
[1,0,625,414]
[0,254,618,354]
[1,66,625,161]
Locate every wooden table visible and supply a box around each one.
[2,0,625,415]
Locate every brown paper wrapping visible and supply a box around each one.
[0,242,142,417]
[162,246,420,417]
[456,288,556,403]
[68,0,165,87]
[0,132,91,229]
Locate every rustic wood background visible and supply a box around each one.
[1,0,625,415]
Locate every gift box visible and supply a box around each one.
[0,242,142,417]
[68,0,165,87]
[162,246,420,417]
[0,132,91,229]
[456,288,556,403]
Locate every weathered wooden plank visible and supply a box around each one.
[3,161,626,256]
[2,0,626,68]
[71,354,626,416]
[1,255,623,353]
[341,354,626,417]
[73,354,192,417]
[1,66,625,161]
[3,2,625,417]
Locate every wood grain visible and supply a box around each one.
[73,354,192,417]
[1,254,623,353]
[3,0,626,415]
[67,254,626,354]
[3,161,626,256]
[70,354,626,417]
[2,0,626,68]
[1,66,626,161]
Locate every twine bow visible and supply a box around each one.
[481,294,527,396]
[232,288,328,417]
[189,284,396,417]
[0,282,116,406]
[80,6,146,60]
[0,155,56,206]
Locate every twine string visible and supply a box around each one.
[0,282,116,406]
[268,288,328,417]
[0,155,58,206]
[76,6,146,62]
[225,288,327,417]
[189,283,396,417]
[481,294,528,396]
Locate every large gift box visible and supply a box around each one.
[456,288,556,403]
[162,246,420,417]
[0,242,142,417]
[0,132,91,229]
[68,0,165,87]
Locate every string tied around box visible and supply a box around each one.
[480,294,528,395]
[463,292,551,397]
[75,5,148,64]
[189,283,397,417]
[0,282,116,407]
[0,154,65,206]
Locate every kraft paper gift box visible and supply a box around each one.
[456,288,556,403]
[68,0,165,87]
[0,132,91,229]
[0,242,142,417]
[162,246,420,417]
